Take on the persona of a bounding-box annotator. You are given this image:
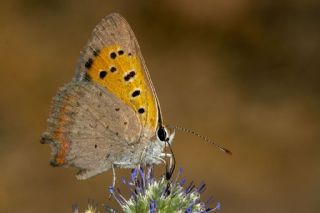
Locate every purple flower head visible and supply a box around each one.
[108,166,220,212]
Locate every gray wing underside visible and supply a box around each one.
[42,82,142,179]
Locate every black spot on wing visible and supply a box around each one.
[93,49,100,57]
[110,52,117,59]
[110,66,117,72]
[138,108,145,114]
[99,70,107,79]
[132,90,140,97]
[124,71,136,81]
[85,58,93,69]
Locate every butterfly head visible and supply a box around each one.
[157,125,175,145]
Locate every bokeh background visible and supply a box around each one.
[1,0,320,212]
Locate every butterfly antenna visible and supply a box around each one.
[174,125,232,155]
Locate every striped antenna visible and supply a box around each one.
[174,125,232,155]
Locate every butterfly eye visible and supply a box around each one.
[157,126,167,141]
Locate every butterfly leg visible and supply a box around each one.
[154,156,166,164]
[108,164,116,199]
[112,164,116,188]
[160,153,173,171]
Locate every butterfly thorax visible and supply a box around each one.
[113,125,175,168]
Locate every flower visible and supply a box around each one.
[73,200,102,213]
[108,167,220,213]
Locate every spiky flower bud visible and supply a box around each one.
[108,167,220,213]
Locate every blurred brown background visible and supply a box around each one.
[1,0,320,212]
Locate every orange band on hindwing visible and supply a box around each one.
[50,95,73,166]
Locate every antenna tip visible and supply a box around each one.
[224,148,232,155]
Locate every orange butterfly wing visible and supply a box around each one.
[75,13,160,133]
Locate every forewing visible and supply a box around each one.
[75,13,159,134]
[41,82,142,179]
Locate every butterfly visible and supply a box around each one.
[40,13,175,180]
